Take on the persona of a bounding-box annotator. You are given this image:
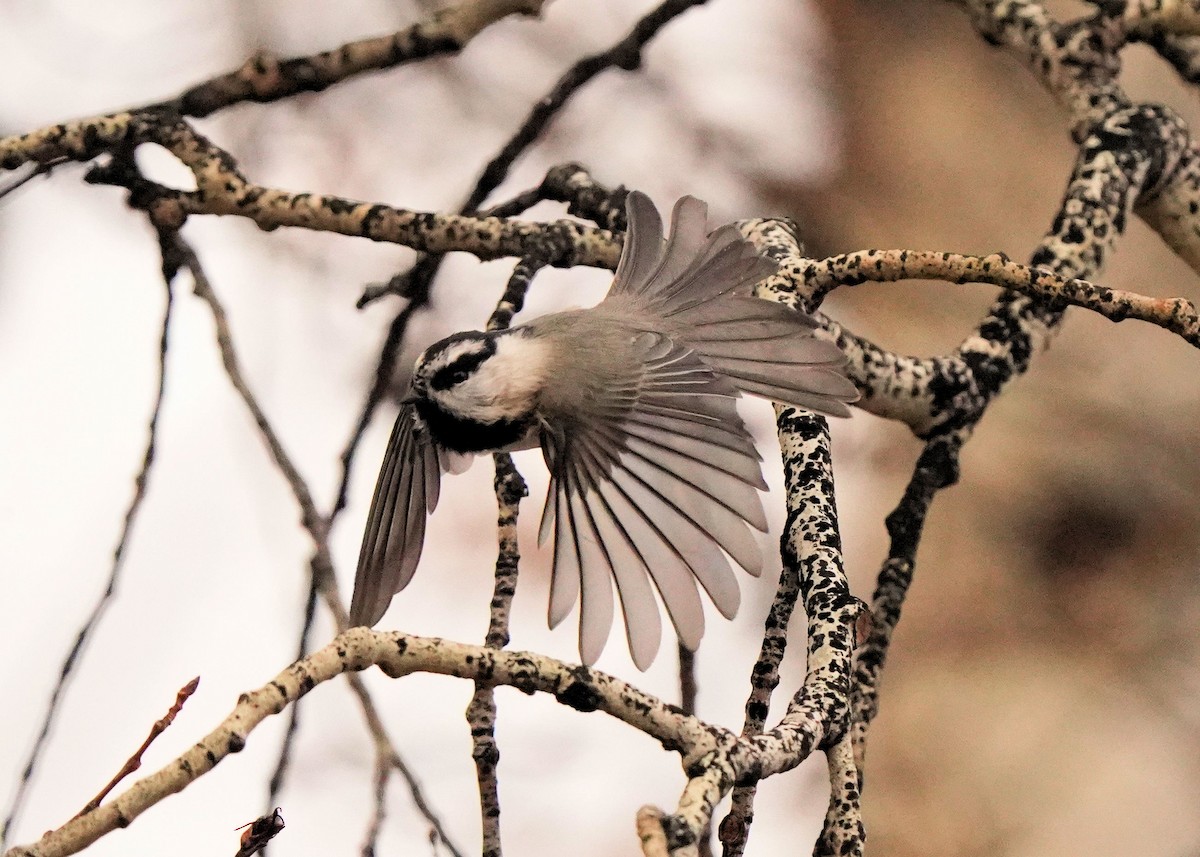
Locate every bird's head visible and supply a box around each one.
[410,328,551,426]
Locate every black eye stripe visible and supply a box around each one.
[429,343,494,391]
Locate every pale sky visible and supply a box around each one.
[0,3,866,856]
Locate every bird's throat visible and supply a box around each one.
[415,398,536,454]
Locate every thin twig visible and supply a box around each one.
[265,558,320,809]
[336,257,441,517]
[0,157,68,202]
[358,0,708,308]
[678,644,698,716]
[168,232,466,857]
[462,0,710,215]
[1,265,175,850]
[176,237,327,542]
[676,641,709,857]
[76,677,200,816]
[343,674,468,857]
[464,260,536,857]
[361,757,390,857]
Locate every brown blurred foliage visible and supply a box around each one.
[760,0,1200,854]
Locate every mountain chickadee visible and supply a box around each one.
[349,191,858,669]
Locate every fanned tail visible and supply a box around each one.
[609,192,858,417]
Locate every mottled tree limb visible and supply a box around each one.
[462,259,538,857]
[814,734,863,857]
[151,0,547,118]
[1120,0,1200,36]
[6,0,1200,853]
[839,0,1200,800]
[804,248,1199,346]
[4,630,727,857]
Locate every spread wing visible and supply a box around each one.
[349,403,446,628]
[537,333,768,670]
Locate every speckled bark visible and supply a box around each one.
[0,117,621,271]
[463,266,537,857]
[152,0,546,117]
[6,0,1200,854]
[838,0,1200,799]
[5,629,728,857]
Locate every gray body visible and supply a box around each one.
[350,192,858,669]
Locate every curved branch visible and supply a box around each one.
[3,630,727,857]
[805,248,1200,346]
[155,0,547,118]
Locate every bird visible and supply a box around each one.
[349,191,858,669]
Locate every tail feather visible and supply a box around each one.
[725,375,855,418]
[696,337,847,365]
[612,194,774,312]
[613,191,664,294]
[673,296,821,333]
[610,191,860,418]
[635,196,711,293]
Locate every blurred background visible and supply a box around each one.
[0,1,1198,856]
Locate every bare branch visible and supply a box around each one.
[76,677,200,816]
[805,248,1200,346]
[4,629,728,857]
[152,0,548,118]
[171,233,465,857]
[462,0,711,215]
[813,735,863,857]
[1,268,175,850]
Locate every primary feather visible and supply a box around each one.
[349,191,859,669]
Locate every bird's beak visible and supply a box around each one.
[401,390,419,405]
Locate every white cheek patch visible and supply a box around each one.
[439,335,552,423]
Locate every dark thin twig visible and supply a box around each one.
[464,260,536,857]
[461,0,711,215]
[343,674,467,857]
[170,233,342,843]
[265,558,320,809]
[850,435,961,760]
[0,156,68,202]
[168,233,466,857]
[678,644,698,716]
[357,0,708,309]
[336,256,441,517]
[362,756,390,857]
[0,260,175,850]
[177,237,328,543]
[77,676,200,815]
[677,644,708,857]
[478,187,547,219]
